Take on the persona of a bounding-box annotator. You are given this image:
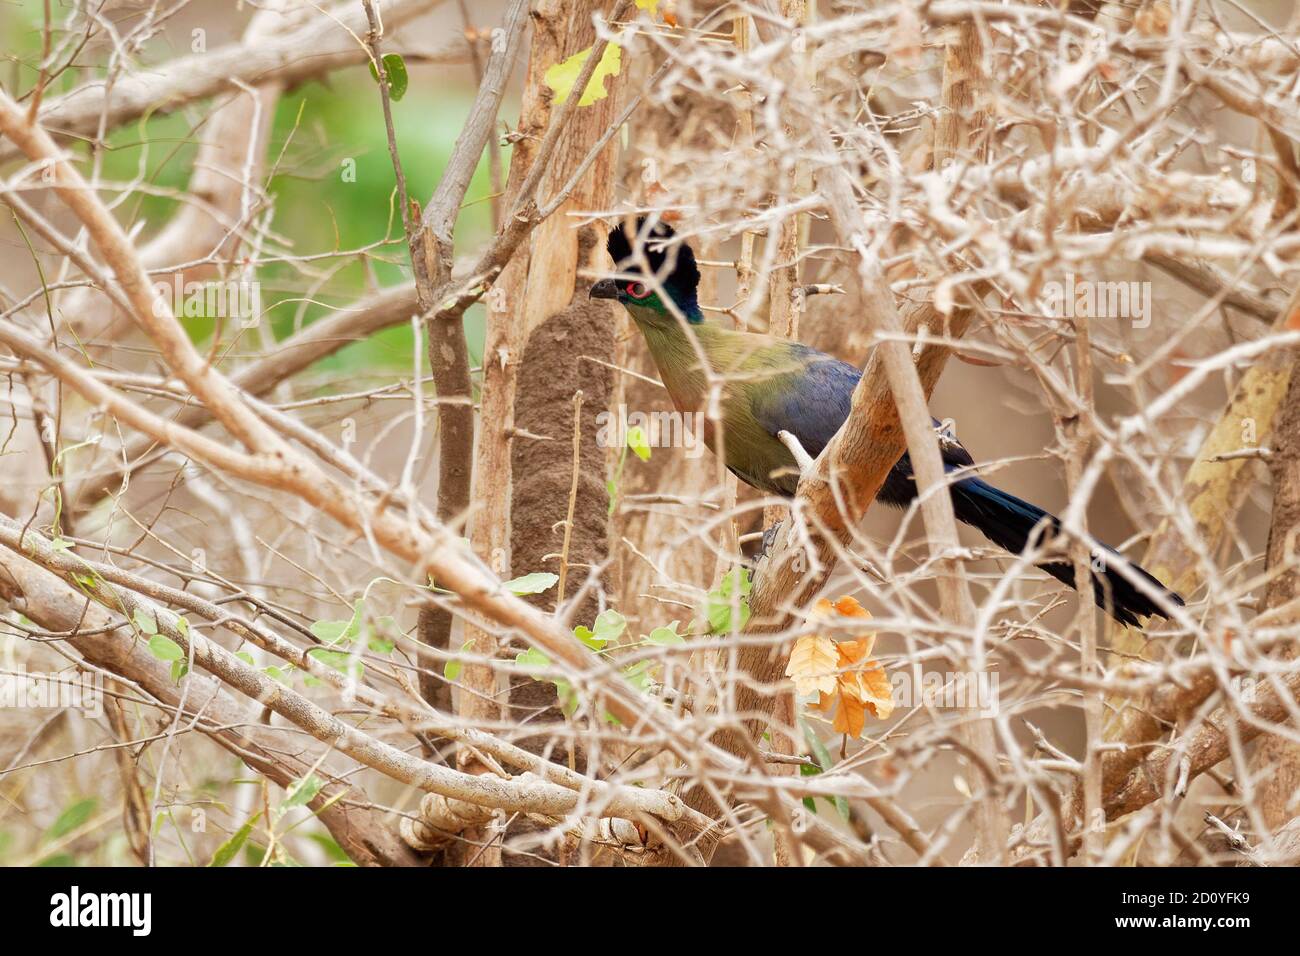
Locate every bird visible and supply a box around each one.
[589,217,1185,628]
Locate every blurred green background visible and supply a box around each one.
[2,0,509,383]
[1,0,517,865]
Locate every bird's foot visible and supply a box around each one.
[757,520,783,561]
[935,418,961,451]
[741,520,782,579]
[776,431,815,475]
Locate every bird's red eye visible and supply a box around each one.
[626,282,651,299]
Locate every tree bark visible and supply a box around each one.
[501,0,625,865]
[1250,301,1300,836]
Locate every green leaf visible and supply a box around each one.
[309,621,346,642]
[804,723,834,772]
[306,832,353,864]
[647,625,684,647]
[46,798,97,841]
[592,609,627,645]
[575,609,626,650]
[706,593,750,633]
[264,665,290,685]
[208,812,262,867]
[50,537,72,553]
[308,648,362,678]
[515,647,551,671]
[384,54,409,101]
[554,678,579,718]
[170,659,189,684]
[367,616,397,653]
[133,608,158,636]
[706,568,752,633]
[800,763,823,813]
[515,648,581,715]
[647,621,685,646]
[502,571,558,595]
[147,634,184,662]
[310,620,350,644]
[722,567,753,598]
[626,425,651,462]
[544,43,621,107]
[802,719,851,822]
[280,775,324,813]
[368,53,409,101]
[311,601,364,646]
[444,640,472,682]
[623,659,655,692]
[236,651,255,666]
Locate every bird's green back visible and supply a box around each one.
[626,307,827,494]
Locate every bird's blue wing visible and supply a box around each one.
[749,344,860,460]
[750,342,979,501]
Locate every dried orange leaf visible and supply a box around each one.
[830,688,866,738]
[855,661,895,720]
[829,595,871,619]
[836,637,872,667]
[786,635,839,697]
[799,595,892,737]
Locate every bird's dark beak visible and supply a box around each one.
[589,278,619,300]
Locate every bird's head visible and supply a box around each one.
[589,217,703,324]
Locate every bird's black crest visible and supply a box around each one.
[606,217,701,293]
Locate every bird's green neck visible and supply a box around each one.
[622,291,703,327]
[624,303,716,412]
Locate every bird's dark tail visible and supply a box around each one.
[950,477,1184,628]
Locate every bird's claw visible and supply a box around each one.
[741,520,783,578]
[935,418,961,450]
[776,431,815,475]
